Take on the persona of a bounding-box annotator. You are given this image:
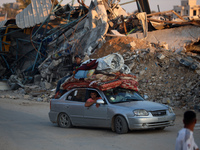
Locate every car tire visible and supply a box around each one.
[114,116,128,134]
[58,113,72,128]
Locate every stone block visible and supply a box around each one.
[24,95,30,99]
[1,95,5,98]
[139,70,145,76]
[0,81,11,90]
[37,97,42,102]
[43,97,48,102]
[44,82,52,90]
[196,70,200,75]
[162,98,171,104]
[129,41,136,48]
[34,75,42,85]
[157,53,165,60]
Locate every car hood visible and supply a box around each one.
[113,101,168,111]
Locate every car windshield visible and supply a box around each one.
[103,87,144,104]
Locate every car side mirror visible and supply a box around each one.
[97,99,104,104]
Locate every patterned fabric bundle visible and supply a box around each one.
[61,72,138,92]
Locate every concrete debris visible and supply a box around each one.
[16,88,26,95]
[185,39,200,53]
[7,75,24,90]
[130,25,200,51]
[0,64,6,77]
[129,41,136,49]
[34,75,42,85]
[157,53,165,60]
[110,30,125,37]
[0,0,200,111]
[24,95,31,99]
[36,97,43,102]
[196,70,200,75]
[176,56,199,70]
[44,81,53,90]
[0,81,11,91]
[139,70,146,76]
[162,98,171,104]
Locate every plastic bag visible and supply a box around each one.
[120,64,131,74]
[96,53,124,73]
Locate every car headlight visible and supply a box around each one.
[133,109,149,116]
[168,106,174,113]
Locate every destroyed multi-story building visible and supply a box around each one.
[173,0,200,19]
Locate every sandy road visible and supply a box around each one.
[0,98,199,150]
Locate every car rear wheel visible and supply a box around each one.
[114,116,128,134]
[58,113,72,128]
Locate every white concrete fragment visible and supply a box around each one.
[157,53,165,60]
[129,41,136,48]
[0,81,11,91]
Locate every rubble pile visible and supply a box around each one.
[0,33,200,111]
[91,36,149,58]
[90,36,200,110]
[136,50,200,109]
[0,83,55,102]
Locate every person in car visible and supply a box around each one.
[109,89,123,102]
[55,55,82,95]
[85,91,102,108]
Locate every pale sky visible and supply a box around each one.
[1,0,200,13]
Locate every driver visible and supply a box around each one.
[110,89,123,102]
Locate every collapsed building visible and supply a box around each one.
[0,0,136,88]
[0,0,200,110]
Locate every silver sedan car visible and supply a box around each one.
[49,87,175,134]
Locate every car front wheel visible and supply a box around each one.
[114,115,128,134]
[58,113,72,128]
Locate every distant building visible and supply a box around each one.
[173,0,200,18]
[0,1,20,20]
[0,7,5,21]
[0,7,3,15]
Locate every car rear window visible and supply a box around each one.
[66,89,87,102]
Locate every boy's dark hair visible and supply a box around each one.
[90,91,100,97]
[183,110,196,125]
[90,91,97,94]
[74,55,82,59]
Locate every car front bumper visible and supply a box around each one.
[127,114,176,130]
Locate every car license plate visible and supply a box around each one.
[158,117,167,121]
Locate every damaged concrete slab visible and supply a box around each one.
[0,81,11,90]
[129,25,200,51]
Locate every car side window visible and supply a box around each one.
[86,90,102,100]
[66,89,87,102]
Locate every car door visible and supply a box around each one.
[83,89,109,127]
[65,88,86,126]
